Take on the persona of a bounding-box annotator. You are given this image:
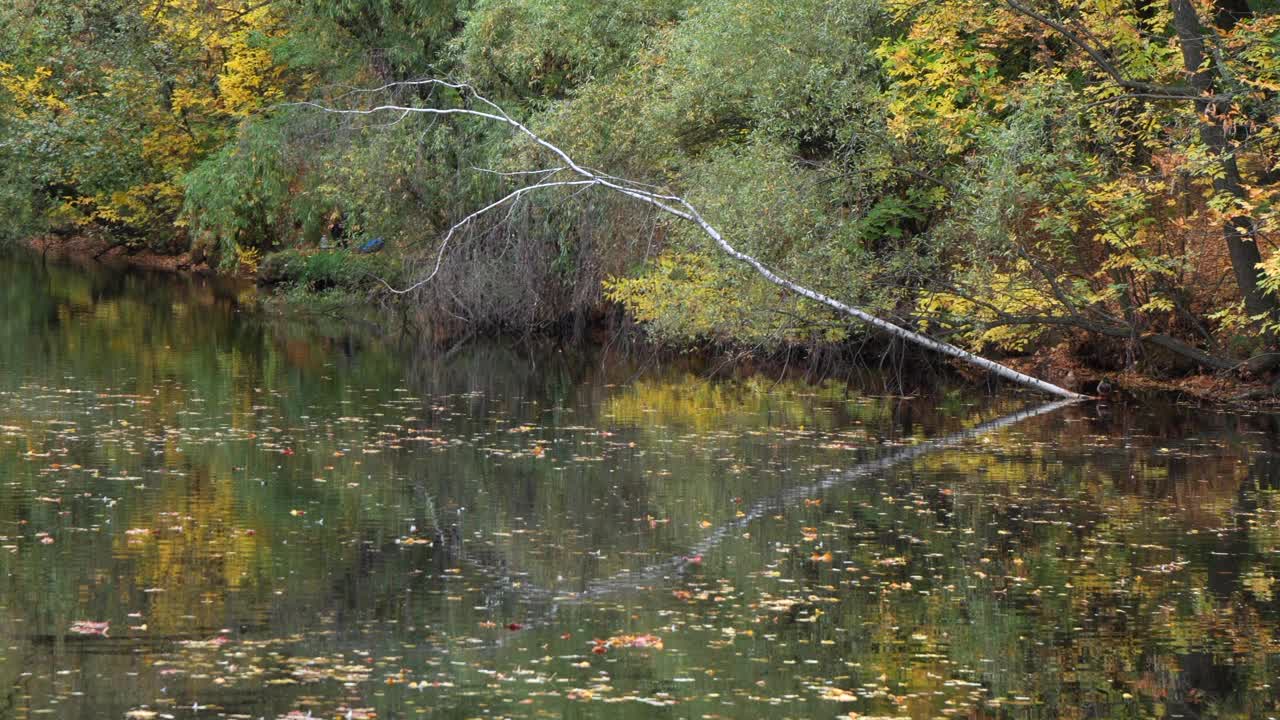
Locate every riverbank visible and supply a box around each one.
[25,234,217,274]
[1008,356,1267,405]
[16,235,1279,405]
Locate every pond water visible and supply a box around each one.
[1,250,1279,719]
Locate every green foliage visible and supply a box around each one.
[498,0,934,346]
[181,120,292,267]
[5,0,1280,368]
[258,248,401,292]
[0,0,295,250]
[457,0,687,101]
[516,0,884,175]
[0,136,41,244]
[301,0,461,76]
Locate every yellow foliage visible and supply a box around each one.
[218,34,286,116]
[0,63,66,118]
[877,0,1027,154]
[26,0,294,240]
[142,124,200,174]
[604,252,849,344]
[77,182,185,229]
[603,374,860,432]
[604,252,728,338]
[235,245,261,272]
[170,87,218,118]
[917,270,1056,352]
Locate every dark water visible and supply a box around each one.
[1,250,1279,719]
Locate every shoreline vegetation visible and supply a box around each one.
[21,233,1277,405]
[3,0,1278,401]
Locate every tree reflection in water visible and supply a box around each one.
[0,249,1278,719]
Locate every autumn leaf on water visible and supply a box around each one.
[69,620,109,636]
[592,634,664,653]
[820,686,857,701]
[179,635,230,648]
[627,634,662,648]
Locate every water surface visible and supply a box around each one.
[1,250,1278,719]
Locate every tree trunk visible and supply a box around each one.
[1169,0,1277,320]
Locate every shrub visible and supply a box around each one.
[257,248,401,293]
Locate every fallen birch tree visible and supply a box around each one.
[294,80,1086,400]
